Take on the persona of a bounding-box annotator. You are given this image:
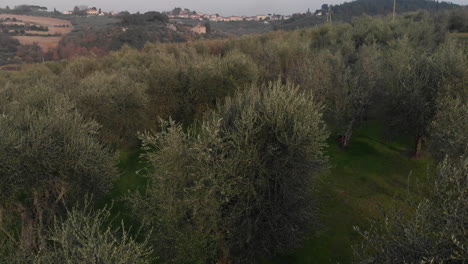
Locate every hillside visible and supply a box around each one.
[55,12,189,58]
[277,0,462,30]
[330,0,458,21]
[0,14,71,64]
[0,10,215,65]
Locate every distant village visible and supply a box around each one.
[163,8,292,22]
[58,6,295,22]
[5,5,330,22]
[56,6,329,35]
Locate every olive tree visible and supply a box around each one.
[70,70,149,147]
[144,48,258,125]
[429,95,468,161]
[130,81,329,263]
[1,203,153,264]
[290,43,382,148]
[382,38,466,158]
[0,90,116,252]
[355,155,467,263]
[339,44,382,148]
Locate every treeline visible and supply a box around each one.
[1,23,49,33]
[329,0,458,21]
[0,33,20,65]
[119,11,169,25]
[278,0,466,31]
[0,10,467,263]
[0,5,48,14]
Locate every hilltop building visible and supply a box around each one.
[86,9,99,15]
[191,24,207,34]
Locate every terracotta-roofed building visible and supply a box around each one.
[86,9,99,15]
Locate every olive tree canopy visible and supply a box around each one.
[130,81,329,263]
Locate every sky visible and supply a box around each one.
[2,0,468,16]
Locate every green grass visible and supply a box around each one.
[98,149,147,229]
[110,121,433,263]
[269,122,433,263]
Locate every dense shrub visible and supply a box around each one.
[429,95,468,161]
[0,90,116,251]
[70,71,149,147]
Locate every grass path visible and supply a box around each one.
[98,150,147,230]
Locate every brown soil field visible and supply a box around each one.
[0,14,71,27]
[24,30,51,35]
[0,14,72,51]
[49,27,72,35]
[13,36,64,50]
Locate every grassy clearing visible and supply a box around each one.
[270,122,433,263]
[109,122,432,263]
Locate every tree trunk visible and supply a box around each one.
[413,135,423,159]
[342,117,355,148]
[32,189,47,251]
[16,202,36,251]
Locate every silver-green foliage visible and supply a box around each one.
[0,91,115,204]
[131,81,328,263]
[39,204,153,264]
[355,155,468,263]
[382,38,467,154]
[429,95,468,161]
[71,70,149,145]
[1,204,154,264]
[0,89,116,251]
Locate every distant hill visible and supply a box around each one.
[277,0,461,30]
[330,0,458,20]
[0,10,203,65]
[56,12,189,59]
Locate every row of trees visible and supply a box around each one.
[0,10,466,263]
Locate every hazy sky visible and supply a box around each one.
[2,0,468,16]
